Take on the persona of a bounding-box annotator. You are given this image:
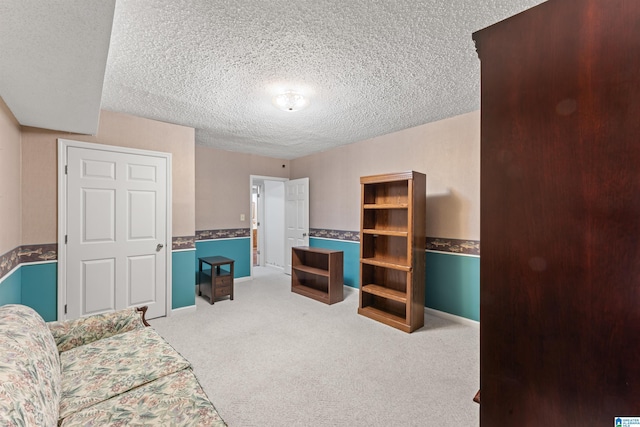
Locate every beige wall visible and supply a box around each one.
[0,97,22,254]
[290,111,480,240]
[195,146,289,230]
[20,110,195,244]
[13,107,478,244]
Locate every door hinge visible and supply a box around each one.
[65,235,68,244]
[64,304,67,314]
[65,165,68,174]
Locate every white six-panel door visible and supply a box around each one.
[285,177,309,274]
[62,142,169,320]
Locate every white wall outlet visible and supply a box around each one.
[240,214,245,221]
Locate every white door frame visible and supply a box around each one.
[57,139,173,321]
[249,175,287,278]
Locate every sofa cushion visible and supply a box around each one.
[60,368,227,426]
[58,326,191,420]
[48,307,146,353]
[0,304,61,427]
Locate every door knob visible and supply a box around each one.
[156,243,164,251]
[303,233,307,237]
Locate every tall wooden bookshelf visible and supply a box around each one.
[358,171,426,333]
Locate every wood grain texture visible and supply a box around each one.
[358,171,426,332]
[474,0,640,424]
[291,246,344,304]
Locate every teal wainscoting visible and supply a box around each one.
[426,251,480,322]
[309,238,480,322]
[309,237,360,288]
[1,242,479,323]
[0,263,57,321]
[0,267,22,306]
[172,250,196,310]
[195,238,250,279]
[21,262,57,322]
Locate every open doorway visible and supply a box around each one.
[250,175,287,278]
[251,183,263,267]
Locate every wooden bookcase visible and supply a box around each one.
[291,246,344,304]
[358,171,426,333]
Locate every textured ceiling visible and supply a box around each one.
[1,0,547,160]
[0,0,115,134]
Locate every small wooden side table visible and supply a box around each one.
[198,256,234,304]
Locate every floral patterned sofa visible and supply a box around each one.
[0,304,226,426]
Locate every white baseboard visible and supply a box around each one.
[170,305,197,316]
[425,307,479,328]
[235,276,251,283]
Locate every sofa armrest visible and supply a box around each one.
[47,307,148,353]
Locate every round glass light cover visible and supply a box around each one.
[273,91,308,111]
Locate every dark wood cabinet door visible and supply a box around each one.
[474,0,640,424]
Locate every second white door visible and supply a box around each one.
[285,177,309,274]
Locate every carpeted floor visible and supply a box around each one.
[150,266,479,427]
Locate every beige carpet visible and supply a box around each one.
[150,266,479,427]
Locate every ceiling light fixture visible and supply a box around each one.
[272,91,308,112]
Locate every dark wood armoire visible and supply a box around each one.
[473,0,640,424]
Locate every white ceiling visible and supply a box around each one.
[0,0,546,160]
[0,0,115,135]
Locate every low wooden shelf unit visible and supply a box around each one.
[291,246,344,304]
